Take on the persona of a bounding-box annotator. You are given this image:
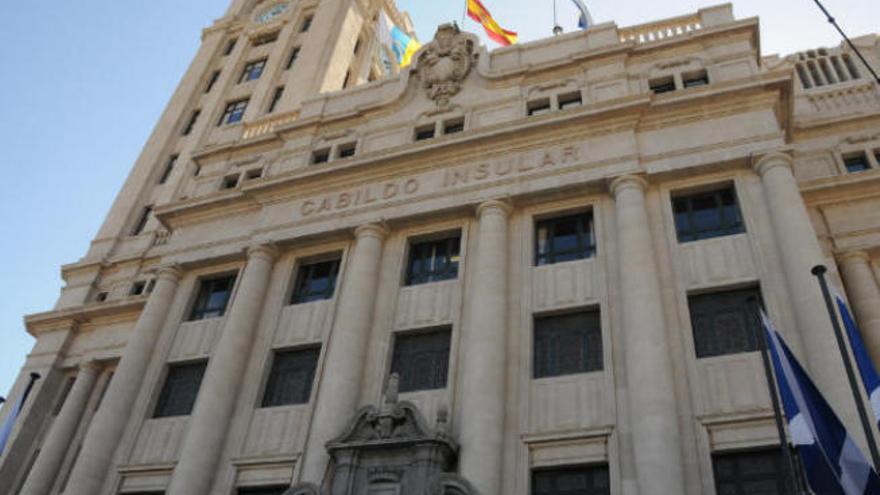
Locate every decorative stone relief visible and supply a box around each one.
[415,24,478,108]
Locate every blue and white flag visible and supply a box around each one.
[570,0,595,30]
[763,312,880,495]
[835,292,880,429]
[0,393,26,456]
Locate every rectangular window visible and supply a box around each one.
[158,154,178,185]
[130,280,148,296]
[300,15,313,32]
[286,47,301,70]
[713,449,786,495]
[414,125,436,141]
[672,185,745,242]
[649,76,676,94]
[188,275,236,321]
[532,465,610,495]
[240,59,268,83]
[311,148,330,165]
[535,211,595,266]
[527,98,552,116]
[205,70,221,93]
[253,31,279,46]
[261,347,321,407]
[689,287,762,358]
[342,70,352,88]
[131,206,152,236]
[558,91,583,110]
[53,377,76,416]
[222,174,240,190]
[267,86,284,113]
[153,361,207,418]
[443,118,465,135]
[405,234,461,285]
[238,487,290,495]
[683,70,710,88]
[224,39,237,56]
[391,329,451,393]
[534,310,603,379]
[844,154,870,173]
[290,258,341,304]
[244,168,263,181]
[219,99,249,126]
[337,142,357,159]
[183,110,200,136]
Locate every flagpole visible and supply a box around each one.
[750,298,801,495]
[461,0,467,27]
[812,264,880,469]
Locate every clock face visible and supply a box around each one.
[255,2,289,24]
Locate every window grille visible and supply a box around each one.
[261,347,320,407]
[390,329,451,393]
[535,212,595,266]
[689,287,762,358]
[534,310,603,378]
[672,186,745,243]
[532,465,610,495]
[405,234,461,286]
[153,361,207,418]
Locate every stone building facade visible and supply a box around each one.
[2,0,880,494]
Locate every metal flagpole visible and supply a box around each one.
[812,264,880,469]
[461,0,467,27]
[749,298,801,495]
[552,0,562,35]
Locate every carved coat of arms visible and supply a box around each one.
[416,24,477,107]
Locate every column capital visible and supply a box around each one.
[155,264,183,284]
[838,250,872,265]
[247,243,280,262]
[752,151,794,177]
[476,199,513,218]
[354,223,390,241]
[609,174,648,197]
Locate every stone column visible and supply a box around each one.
[65,266,182,495]
[753,152,862,440]
[839,251,880,366]
[610,175,686,494]
[19,361,101,495]
[458,199,512,495]
[166,244,279,495]
[300,223,388,484]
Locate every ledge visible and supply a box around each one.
[25,297,147,336]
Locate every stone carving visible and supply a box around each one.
[416,24,477,107]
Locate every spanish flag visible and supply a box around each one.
[467,0,518,46]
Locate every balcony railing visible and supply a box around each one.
[242,111,299,140]
[618,14,702,44]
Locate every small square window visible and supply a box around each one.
[534,310,603,378]
[672,185,745,242]
[712,449,787,495]
[532,465,610,495]
[527,98,552,116]
[405,234,461,286]
[844,154,870,173]
[683,70,710,88]
[261,347,321,407]
[286,47,301,70]
[205,70,221,93]
[244,168,263,181]
[300,15,313,32]
[689,287,762,358]
[443,119,464,135]
[130,281,147,296]
[558,92,583,110]
[311,148,331,165]
[240,59,268,83]
[391,329,451,393]
[535,211,596,266]
[414,125,436,141]
[189,275,236,321]
[337,142,357,159]
[153,361,207,418]
[222,175,240,190]
[158,155,178,185]
[649,76,676,94]
[290,258,341,304]
[219,99,249,126]
[224,39,237,56]
[183,110,200,136]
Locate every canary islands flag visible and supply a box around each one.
[377,11,421,68]
[467,0,518,46]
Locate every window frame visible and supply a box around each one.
[267,86,285,113]
[188,274,237,321]
[712,448,788,495]
[260,346,321,408]
[533,309,604,379]
[404,233,462,286]
[182,109,201,136]
[671,184,745,243]
[285,46,301,70]
[531,464,611,495]
[534,210,596,266]
[390,328,452,393]
[131,206,153,236]
[152,360,208,418]
[289,257,342,304]
[688,286,763,359]
[843,152,871,173]
[239,58,268,84]
[219,99,250,126]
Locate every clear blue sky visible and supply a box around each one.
[0,0,872,397]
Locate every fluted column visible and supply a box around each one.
[166,244,279,495]
[610,175,685,494]
[458,199,511,495]
[65,265,182,495]
[753,152,862,440]
[19,361,101,495]
[839,251,880,366]
[300,223,388,484]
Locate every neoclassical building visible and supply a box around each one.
[2,0,880,494]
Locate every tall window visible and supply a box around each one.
[390,329,451,393]
[158,155,178,185]
[300,15,313,32]
[285,47,301,70]
[689,287,761,358]
[261,347,321,407]
[131,206,153,236]
[182,109,200,136]
[534,310,603,379]
[405,234,461,285]
[290,258,341,304]
[153,361,207,418]
[532,465,610,495]
[219,99,249,126]
[205,70,221,93]
[267,86,284,113]
[713,449,786,495]
[535,212,595,266]
[224,39,237,56]
[189,275,236,321]
[239,59,268,83]
[672,185,745,242]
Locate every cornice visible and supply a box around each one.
[25,298,147,337]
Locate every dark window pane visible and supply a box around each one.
[131,206,153,236]
[844,154,870,173]
[286,47,301,70]
[240,59,267,83]
[189,275,236,321]
[535,212,595,266]
[650,77,676,94]
[183,110,200,136]
[713,449,786,495]
[689,287,761,358]
[532,465,610,495]
[153,362,207,418]
[238,487,289,495]
[291,259,341,304]
[534,310,603,378]
[405,234,461,285]
[262,347,320,407]
[672,186,745,242]
[391,329,451,392]
[219,99,249,126]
